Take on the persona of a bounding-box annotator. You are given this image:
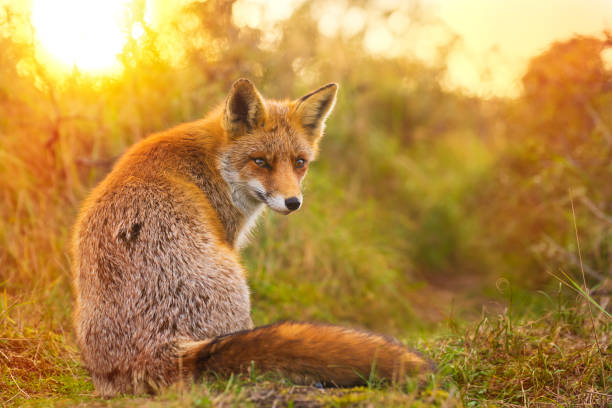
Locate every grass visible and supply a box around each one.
[2,115,609,406]
[2,283,610,407]
[1,118,609,407]
[436,305,611,405]
[1,6,611,406]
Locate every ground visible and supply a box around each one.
[2,280,610,407]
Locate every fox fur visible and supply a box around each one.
[71,79,433,396]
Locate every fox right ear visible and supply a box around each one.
[224,79,267,137]
[293,83,338,143]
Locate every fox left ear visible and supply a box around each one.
[224,78,268,138]
[293,83,338,142]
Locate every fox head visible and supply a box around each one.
[219,78,338,215]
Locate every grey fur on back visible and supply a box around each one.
[72,128,255,396]
[72,79,341,396]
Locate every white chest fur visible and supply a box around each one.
[235,205,265,249]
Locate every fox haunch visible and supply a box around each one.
[71,79,433,396]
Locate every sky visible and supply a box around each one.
[239,0,612,97]
[5,0,612,97]
[427,0,612,96]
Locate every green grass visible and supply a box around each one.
[1,4,612,406]
[2,120,609,406]
[3,285,610,406]
[2,124,609,406]
[436,306,611,405]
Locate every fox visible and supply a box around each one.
[71,78,433,396]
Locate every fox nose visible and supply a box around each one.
[285,197,301,211]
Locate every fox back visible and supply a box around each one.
[72,79,432,396]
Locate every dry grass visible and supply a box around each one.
[1,2,611,407]
[434,304,611,406]
[2,290,610,406]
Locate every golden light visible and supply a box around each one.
[31,0,133,74]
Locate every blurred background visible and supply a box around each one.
[1,0,611,337]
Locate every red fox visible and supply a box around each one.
[72,79,433,396]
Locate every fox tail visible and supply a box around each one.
[181,321,434,386]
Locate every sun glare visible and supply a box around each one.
[31,0,132,74]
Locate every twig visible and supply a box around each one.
[585,390,612,397]
[0,348,9,362]
[0,338,36,341]
[570,189,606,392]
[4,392,21,404]
[9,369,30,399]
[584,101,612,146]
[578,195,612,226]
[542,235,604,281]
[74,156,118,168]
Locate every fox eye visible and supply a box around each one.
[253,158,268,168]
[295,158,306,168]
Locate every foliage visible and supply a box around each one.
[0,0,610,406]
[476,35,612,286]
[435,300,611,405]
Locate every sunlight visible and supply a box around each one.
[31,0,132,74]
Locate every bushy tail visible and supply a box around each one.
[181,322,434,387]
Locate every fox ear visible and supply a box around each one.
[224,78,267,137]
[294,83,338,142]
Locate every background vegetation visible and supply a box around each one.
[0,0,610,406]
